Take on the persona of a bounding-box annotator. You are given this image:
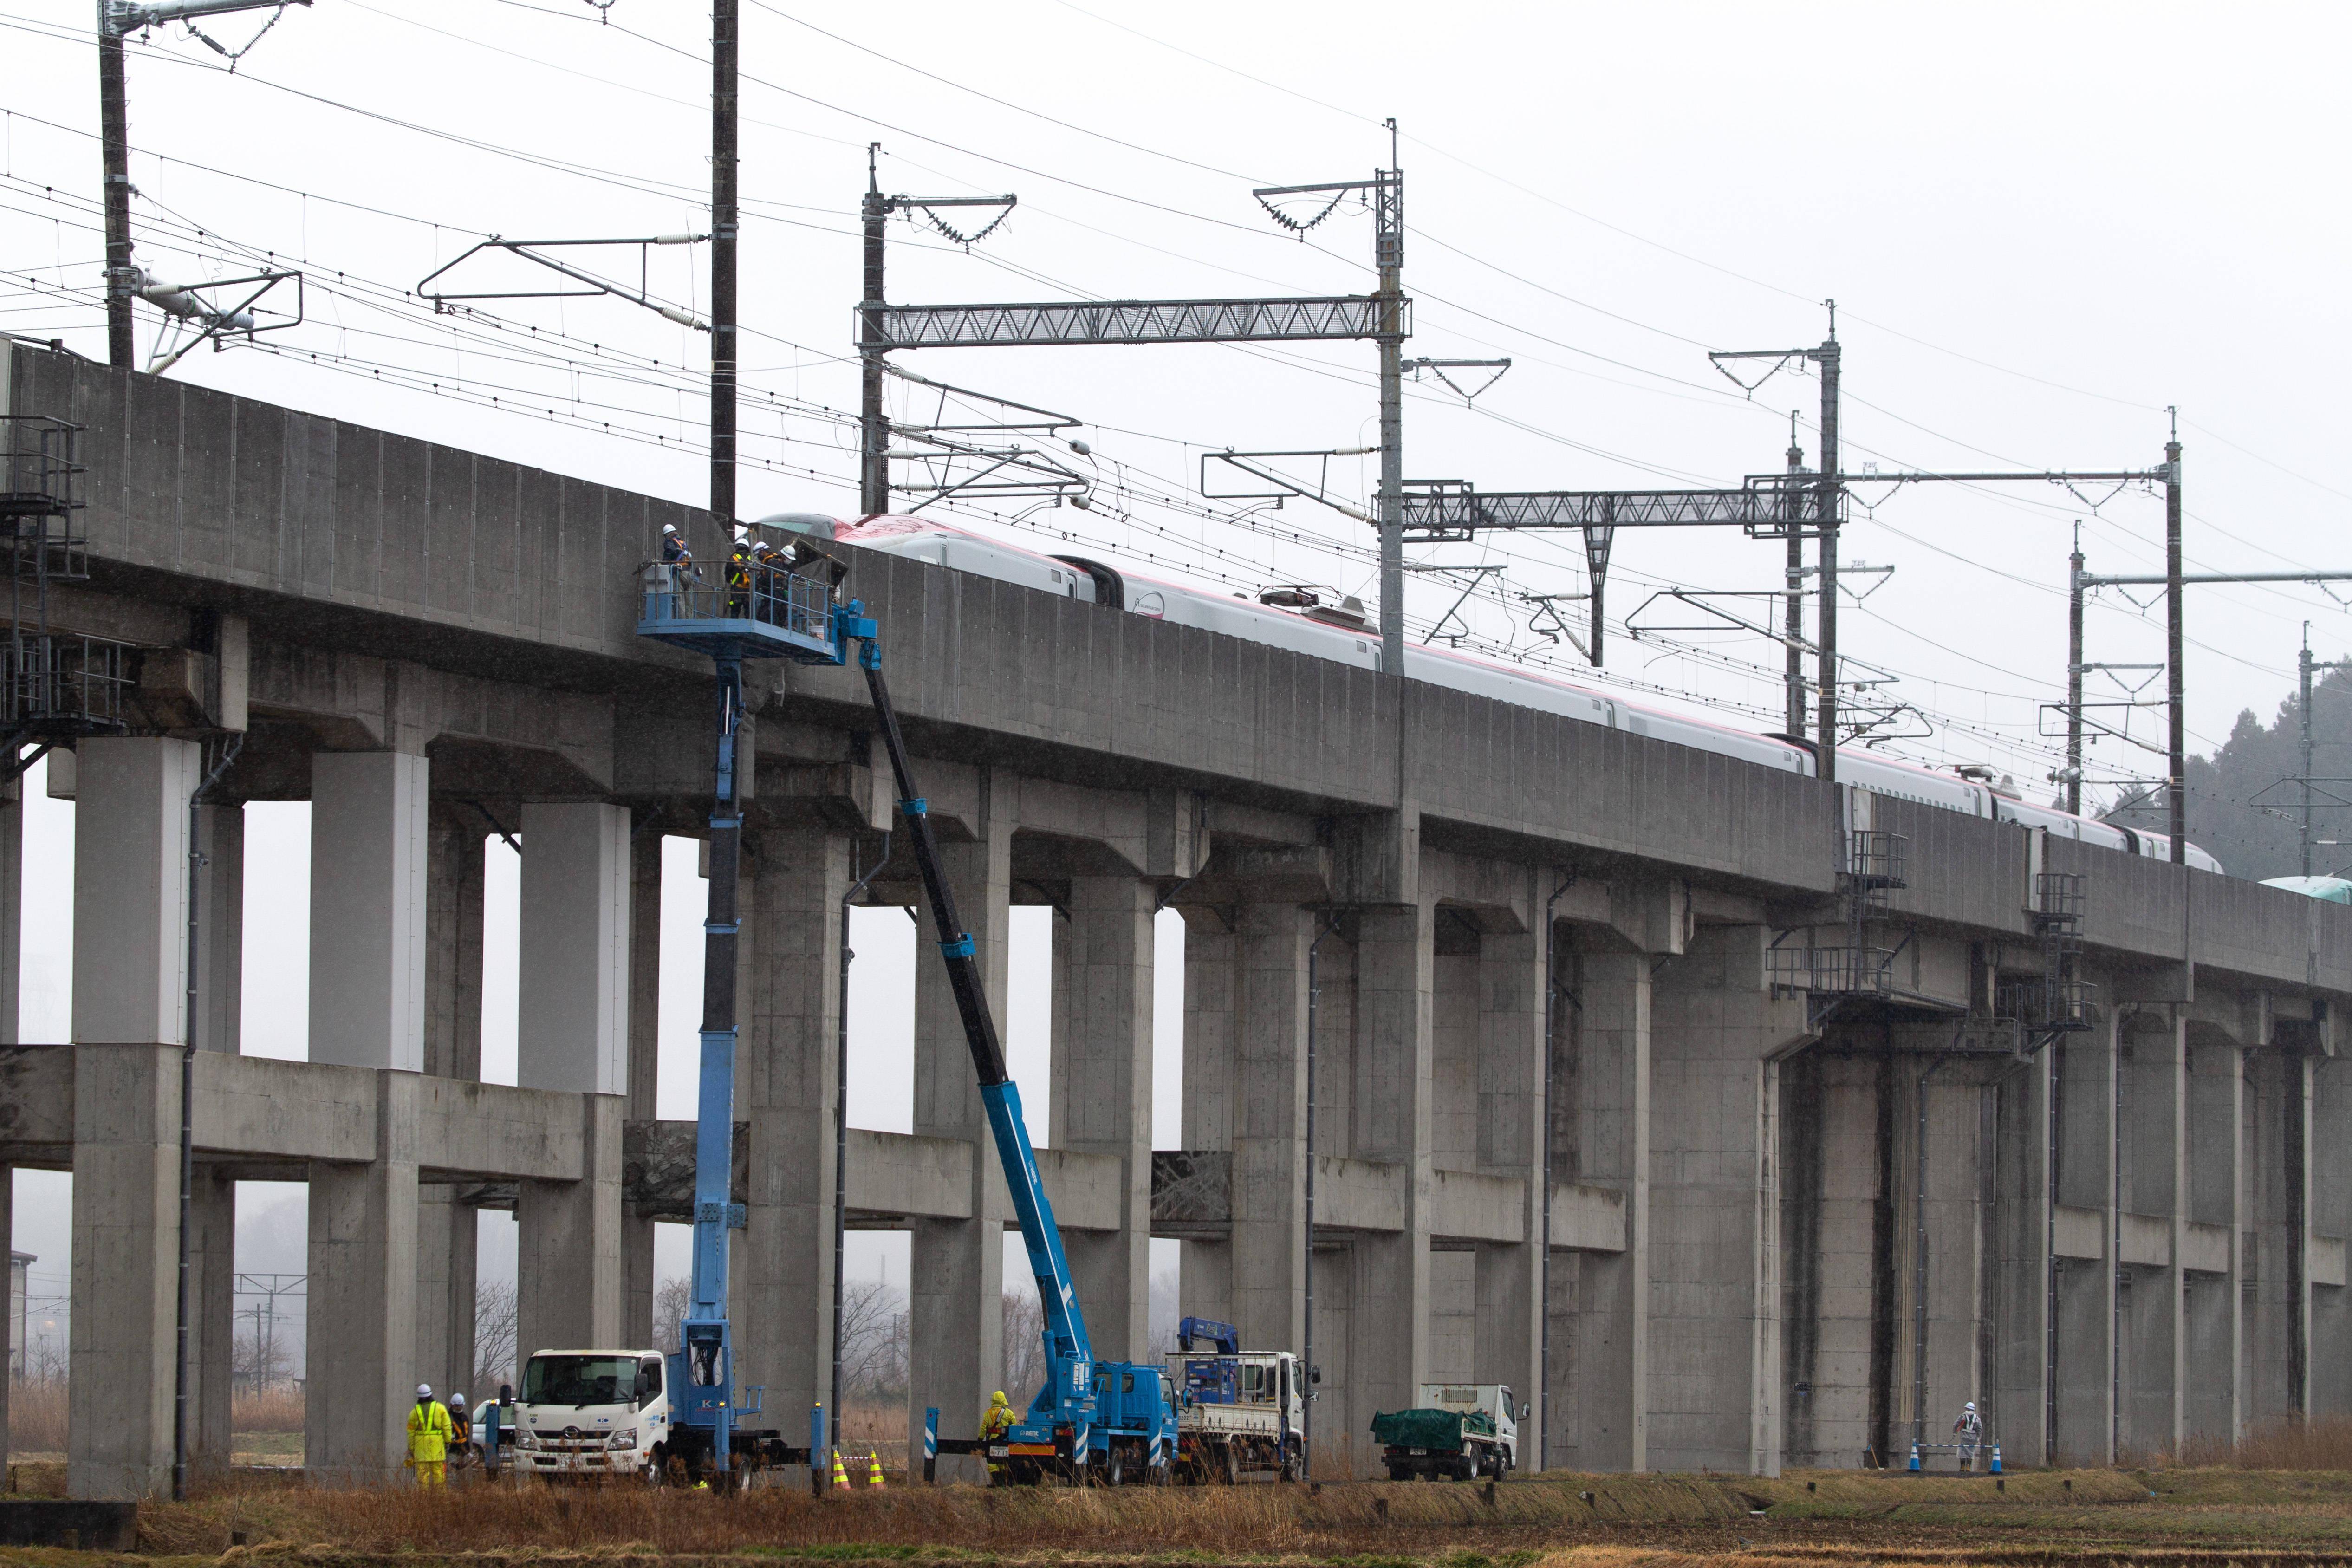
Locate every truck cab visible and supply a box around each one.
[510,1348,670,1480]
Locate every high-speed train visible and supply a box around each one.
[763,511,2225,876]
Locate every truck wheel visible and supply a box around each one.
[1221,1443,1241,1485]
[1279,1438,1300,1484]
[1106,1446,1127,1488]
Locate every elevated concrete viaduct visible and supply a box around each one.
[4,339,2350,1493]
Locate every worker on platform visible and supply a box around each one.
[1953,1400,1983,1471]
[750,535,785,624]
[407,1383,455,1488]
[660,520,695,586]
[725,527,754,618]
[980,1389,1014,1483]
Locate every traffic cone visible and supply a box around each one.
[830,1449,851,1489]
[1988,1444,2002,1475]
[1907,1442,1921,1473]
[868,1450,885,1488]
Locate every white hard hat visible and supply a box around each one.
[417,1384,433,1398]
[1964,1401,1976,1412]
[662,522,681,535]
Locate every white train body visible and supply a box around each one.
[773,513,2223,877]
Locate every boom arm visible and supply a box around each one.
[851,635,1097,1416]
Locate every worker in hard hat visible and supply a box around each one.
[446,1391,472,1468]
[979,1390,1014,1484]
[749,535,786,625]
[658,522,697,604]
[407,1383,455,1488]
[725,527,754,618]
[1953,1399,1982,1471]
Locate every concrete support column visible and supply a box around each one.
[2311,1051,2352,1417]
[423,809,486,1080]
[306,1072,421,1482]
[1473,920,1544,1463]
[1049,876,1156,1361]
[1783,1050,1884,1469]
[623,831,663,1348]
[192,804,242,1054]
[1176,910,1236,1326]
[2053,1024,2117,1463]
[2185,1036,2242,1444]
[420,808,485,1401]
[1647,926,1805,1477]
[516,1096,624,1357]
[2119,1010,2185,1455]
[67,1045,180,1497]
[517,803,630,1095]
[733,827,846,1429]
[2242,1046,2305,1428]
[1230,904,1314,1353]
[0,1163,11,1458]
[1349,901,1431,1471]
[515,803,631,1361]
[71,737,200,1046]
[1568,950,1649,1473]
[1992,1044,2055,1468]
[907,801,1011,1476]
[192,801,241,1462]
[309,752,429,1071]
[191,1172,234,1466]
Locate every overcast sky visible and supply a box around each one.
[7,0,2352,1359]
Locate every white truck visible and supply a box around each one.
[508,1348,673,1481]
[1371,1383,1524,1482]
[1165,1319,1308,1483]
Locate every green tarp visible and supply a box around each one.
[1370,1406,1494,1449]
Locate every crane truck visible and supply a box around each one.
[1166,1317,1307,1483]
[606,551,1181,1486]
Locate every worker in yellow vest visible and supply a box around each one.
[406,1384,455,1488]
[979,1390,1014,1483]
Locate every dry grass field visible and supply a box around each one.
[10,1419,2352,1567]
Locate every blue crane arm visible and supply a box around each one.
[849,631,1095,1389]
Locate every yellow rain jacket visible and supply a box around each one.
[407,1398,455,1464]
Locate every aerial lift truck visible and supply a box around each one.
[634,550,1178,1485]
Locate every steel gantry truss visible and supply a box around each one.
[858,125,1420,671]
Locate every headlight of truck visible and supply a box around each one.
[513,1430,536,1449]
[607,1430,637,1451]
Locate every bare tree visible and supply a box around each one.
[653,1275,691,1353]
[1002,1288,1045,1405]
[838,1279,907,1402]
[232,1312,292,1392]
[472,1280,519,1395]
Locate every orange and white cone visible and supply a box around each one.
[867,1450,885,1488]
[830,1449,851,1489]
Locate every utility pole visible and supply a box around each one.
[97,0,306,370]
[1374,119,1406,676]
[1814,306,1841,784]
[2302,623,2317,878]
[711,0,738,529]
[859,147,887,515]
[98,9,132,367]
[2164,417,2185,864]
[2067,526,2086,816]
[1784,414,1806,740]
[855,156,1015,516]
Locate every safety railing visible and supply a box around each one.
[635,561,843,662]
[4,633,129,732]
[1767,943,1895,996]
[0,415,84,523]
[2033,870,2086,928]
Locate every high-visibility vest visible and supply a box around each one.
[407,1400,454,1463]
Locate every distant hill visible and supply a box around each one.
[2102,658,2352,881]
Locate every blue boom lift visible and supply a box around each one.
[637,548,1177,1486]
